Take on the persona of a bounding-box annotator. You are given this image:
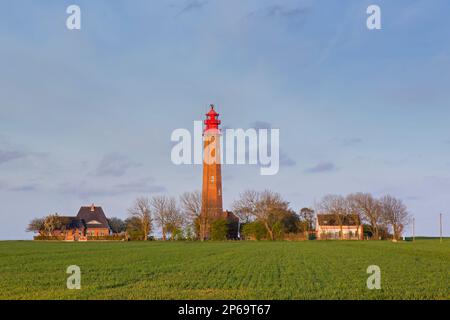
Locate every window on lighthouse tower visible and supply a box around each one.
[211,176,215,183]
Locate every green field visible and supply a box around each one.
[0,240,448,300]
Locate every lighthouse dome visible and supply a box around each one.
[204,104,221,131]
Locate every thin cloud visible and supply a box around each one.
[9,184,39,192]
[250,121,272,130]
[329,137,363,147]
[0,150,27,164]
[0,180,8,190]
[95,153,142,177]
[304,162,336,173]
[280,152,296,167]
[58,178,166,199]
[177,0,208,16]
[382,85,448,106]
[405,195,421,201]
[0,137,48,166]
[222,173,234,181]
[247,4,310,25]
[265,5,309,19]
[248,121,297,167]
[339,138,363,147]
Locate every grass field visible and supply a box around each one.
[0,240,448,300]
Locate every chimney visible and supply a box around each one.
[90,203,95,212]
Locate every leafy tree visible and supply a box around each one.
[241,221,267,240]
[108,217,126,234]
[299,208,315,231]
[233,190,291,241]
[184,224,196,241]
[43,214,62,236]
[362,224,373,239]
[171,227,185,241]
[272,221,284,240]
[377,225,392,240]
[125,216,144,240]
[279,209,301,234]
[210,218,228,241]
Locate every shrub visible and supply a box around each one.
[87,234,127,241]
[127,230,145,241]
[272,221,284,240]
[184,225,197,241]
[171,228,185,241]
[284,232,308,241]
[242,221,267,240]
[211,218,228,241]
[33,235,65,241]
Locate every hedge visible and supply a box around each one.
[33,235,65,241]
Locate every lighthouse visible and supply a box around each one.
[200,104,224,240]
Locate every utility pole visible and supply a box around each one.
[412,217,415,242]
[440,213,443,243]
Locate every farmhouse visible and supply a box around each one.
[52,204,111,241]
[76,204,111,237]
[316,214,363,240]
[51,216,87,241]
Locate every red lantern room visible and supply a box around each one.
[204,104,221,132]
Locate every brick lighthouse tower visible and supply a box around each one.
[200,104,223,240]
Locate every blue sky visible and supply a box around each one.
[1,0,449,239]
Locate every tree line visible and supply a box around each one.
[229,191,410,241]
[27,190,411,241]
[315,193,410,240]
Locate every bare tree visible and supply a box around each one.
[180,191,202,238]
[348,193,382,240]
[380,195,410,241]
[232,190,258,223]
[316,195,349,240]
[26,218,45,235]
[152,195,182,240]
[180,191,201,221]
[151,195,168,240]
[232,190,290,241]
[128,197,152,240]
[165,197,185,240]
